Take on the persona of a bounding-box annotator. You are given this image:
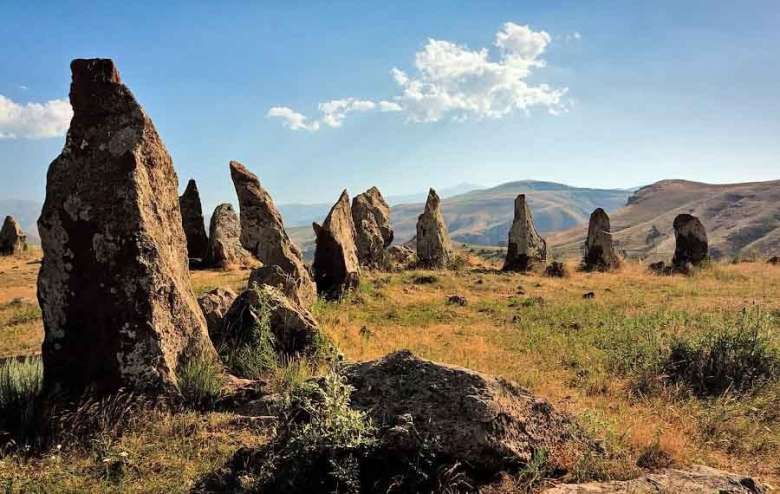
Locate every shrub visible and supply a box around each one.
[219,288,278,378]
[0,356,43,441]
[663,310,780,396]
[178,354,224,409]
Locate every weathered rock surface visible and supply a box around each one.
[219,285,325,356]
[352,186,393,268]
[312,190,360,300]
[503,194,547,272]
[37,58,217,397]
[229,160,316,306]
[248,264,307,307]
[179,179,209,261]
[385,244,417,271]
[0,216,27,256]
[206,203,253,269]
[346,350,592,476]
[416,189,452,268]
[198,288,237,339]
[582,208,620,271]
[542,465,764,493]
[672,213,708,269]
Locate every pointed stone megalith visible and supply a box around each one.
[206,203,253,269]
[37,59,218,398]
[416,189,452,268]
[503,194,547,272]
[179,179,209,260]
[0,216,27,256]
[672,213,708,269]
[352,186,393,269]
[229,161,316,306]
[582,208,620,271]
[312,190,360,299]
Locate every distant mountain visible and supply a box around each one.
[0,199,41,244]
[547,179,780,260]
[278,183,483,228]
[288,180,632,260]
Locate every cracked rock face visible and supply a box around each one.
[352,186,393,269]
[0,216,27,256]
[503,194,547,272]
[582,208,620,271]
[37,59,217,398]
[416,189,452,268]
[672,213,708,269]
[198,287,237,339]
[229,161,316,306]
[312,190,360,300]
[206,203,253,269]
[179,179,209,260]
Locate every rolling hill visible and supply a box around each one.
[547,179,780,260]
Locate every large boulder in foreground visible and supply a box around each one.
[218,285,326,358]
[198,287,237,339]
[248,264,309,307]
[416,189,452,268]
[347,351,591,476]
[312,190,360,300]
[37,59,217,397]
[672,213,708,269]
[503,194,547,272]
[582,208,620,271]
[229,160,316,306]
[542,465,764,493]
[352,186,393,269]
[0,216,27,256]
[205,203,254,269]
[179,179,209,261]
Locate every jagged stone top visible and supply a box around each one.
[424,188,441,213]
[324,189,353,229]
[229,160,285,226]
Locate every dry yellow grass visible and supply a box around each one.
[1,253,779,491]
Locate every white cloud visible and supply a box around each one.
[267,22,565,131]
[0,95,72,139]
[266,106,320,131]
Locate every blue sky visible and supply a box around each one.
[1,0,778,211]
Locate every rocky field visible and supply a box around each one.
[2,250,779,492]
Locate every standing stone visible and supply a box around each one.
[198,287,237,339]
[503,194,547,272]
[206,203,253,269]
[582,208,620,271]
[312,190,360,300]
[416,189,452,268]
[229,161,315,306]
[37,59,217,398]
[672,213,708,269]
[0,216,27,256]
[352,186,393,268]
[179,179,209,261]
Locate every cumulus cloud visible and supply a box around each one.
[267,106,320,131]
[0,95,72,139]
[267,22,566,131]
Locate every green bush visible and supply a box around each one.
[219,288,278,378]
[0,356,43,440]
[664,315,779,396]
[178,355,224,409]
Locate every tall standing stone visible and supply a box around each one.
[582,208,620,271]
[179,179,209,260]
[352,186,393,269]
[206,203,253,269]
[0,216,27,256]
[229,161,315,306]
[312,190,360,299]
[37,59,217,398]
[503,194,547,272]
[672,213,708,269]
[416,189,452,268]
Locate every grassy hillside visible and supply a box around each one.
[548,179,780,261]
